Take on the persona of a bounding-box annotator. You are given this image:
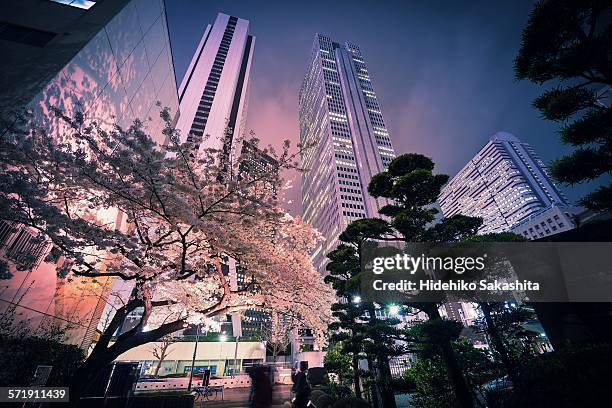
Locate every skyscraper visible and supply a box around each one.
[176,13,254,162]
[173,11,258,352]
[438,132,576,238]
[299,34,397,274]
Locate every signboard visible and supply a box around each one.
[184,365,217,375]
[30,366,53,386]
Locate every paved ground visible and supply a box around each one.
[196,384,292,407]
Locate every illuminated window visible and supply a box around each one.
[49,0,97,9]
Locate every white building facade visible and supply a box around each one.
[438,132,576,238]
[175,13,254,161]
[299,34,396,274]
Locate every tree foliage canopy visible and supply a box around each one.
[515,0,612,211]
[0,107,334,391]
[367,153,482,242]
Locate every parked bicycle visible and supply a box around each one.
[194,385,223,401]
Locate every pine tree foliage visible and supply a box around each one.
[515,0,612,211]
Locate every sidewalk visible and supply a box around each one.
[196,384,292,408]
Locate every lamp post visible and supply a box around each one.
[219,333,227,376]
[388,304,400,316]
[232,335,240,378]
[187,324,200,392]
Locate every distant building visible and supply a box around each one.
[299,34,396,274]
[0,0,179,350]
[238,140,278,178]
[175,13,254,162]
[509,205,576,240]
[117,339,266,378]
[438,132,576,238]
[440,302,480,327]
[234,143,280,340]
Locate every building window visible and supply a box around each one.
[49,0,97,10]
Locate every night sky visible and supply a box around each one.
[165,0,609,215]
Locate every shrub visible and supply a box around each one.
[308,367,329,387]
[0,334,84,386]
[332,397,371,408]
[329,382,353,400]
[503,343,612,408]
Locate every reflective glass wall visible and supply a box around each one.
[29,0,179,143]
[0,0,179,350]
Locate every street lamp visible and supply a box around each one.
[187,324,201,392]
[388,304,400,316]
[352,295,361,304]
[219,333,227,376]
[232,335,240,378]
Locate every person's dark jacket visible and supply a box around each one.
[249,367,272,408]
[291,370,311,408]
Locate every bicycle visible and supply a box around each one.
[194,385,223,401]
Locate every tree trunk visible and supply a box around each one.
[375,352,397,408]
[154,359,163,377]
[424,304,474,408]
[352,352,362,399]
[480,302,519,384]
[366,356,381,408]
[67,315,186,406]
[364,304,396,408]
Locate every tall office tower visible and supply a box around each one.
[299,34,397,274]
[438,132,576,238]
[0,0,179,349]
[176,13,254,163]
[236,143,280,338]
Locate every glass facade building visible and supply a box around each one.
[0,0,132,125]
[27,0,179,143]
[0,0,179,350]
[299,34,396,274]
[438,132,575,237]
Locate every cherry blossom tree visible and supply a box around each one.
[0,108,334,400]
[149,335,177,377]
[257,311,299,362]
